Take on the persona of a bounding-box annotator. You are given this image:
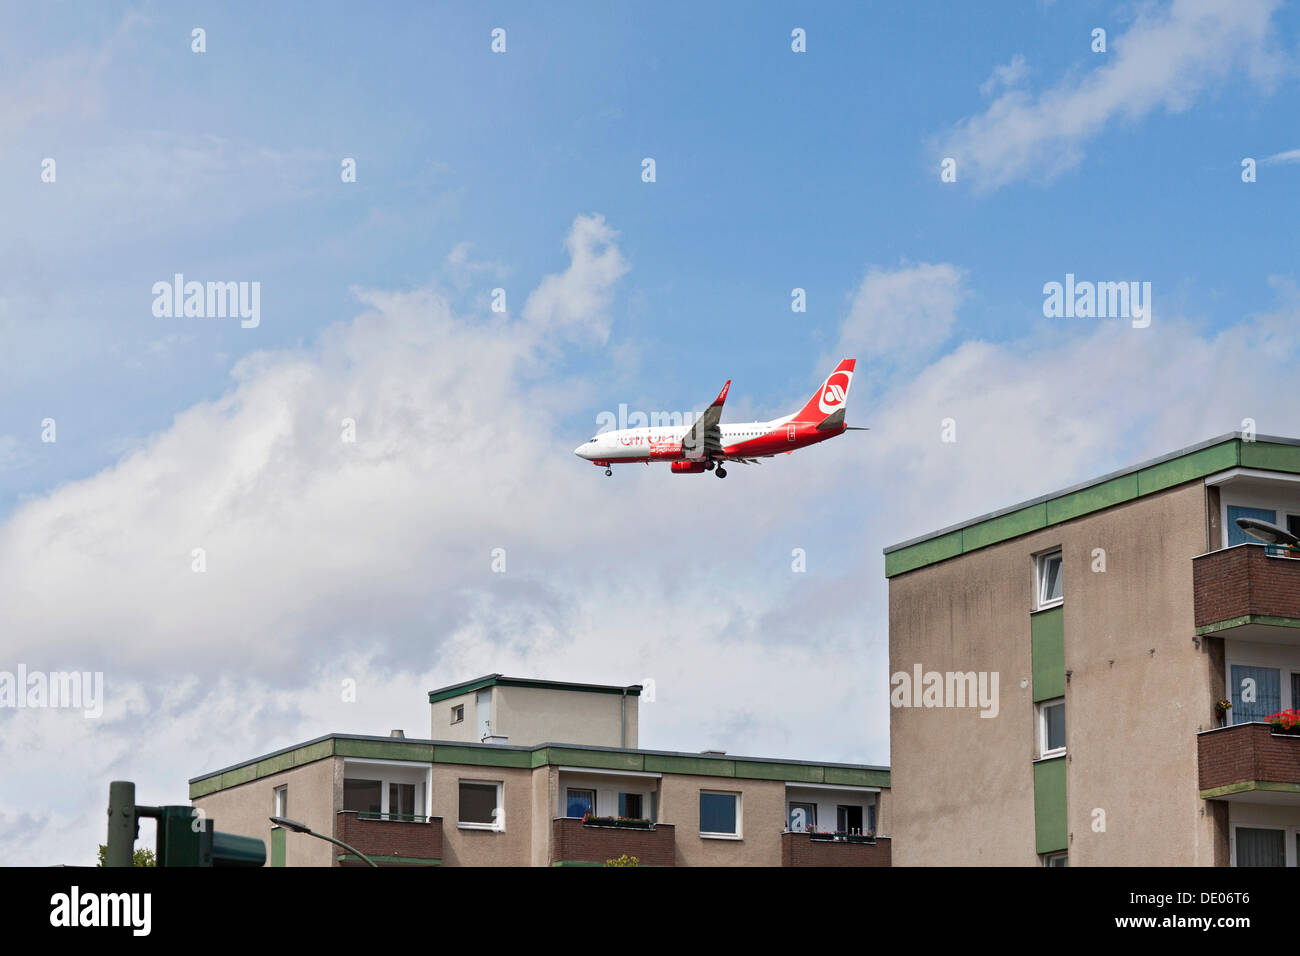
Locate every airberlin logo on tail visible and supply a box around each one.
[818,370,852,414]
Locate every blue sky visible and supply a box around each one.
[3,0,1300,863]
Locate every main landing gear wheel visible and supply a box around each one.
[604,467,612,477]
[705,460,716,471]
[715,466,727,479]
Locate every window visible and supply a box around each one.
[788,802,816,832]
[1236,827,1286,867]
[618,793,643,819]
[565,788,595,818]
[837,805,865,834]
[458,781,501,828]
[273,786,287,818]
[1036,550,1063,608]
[1289,515,1300,540]
[1227,506,1277,547]
[343,778,382,814]
[450,704,464,724]
[699,791,740,838]
[1038,698,1066,757]
[1042,852,1068,867]
[389,783,416,819]
[1230,664,1281,724]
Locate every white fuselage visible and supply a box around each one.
[574,415,797,463]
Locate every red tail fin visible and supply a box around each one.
[791,359,856,422]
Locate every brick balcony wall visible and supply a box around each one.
[335,812,443,864]
[781,832,892,867]
[551,818,676,866]
[1194,545,1300,628]
[1198,723,1300,792]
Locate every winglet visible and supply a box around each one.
[712,380,731,407]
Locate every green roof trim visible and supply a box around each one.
[428,674,643,704]
[885,434,1300,578]
[1199,781,1300,800]
[190,734,889,799]
[1195,614,1300,636]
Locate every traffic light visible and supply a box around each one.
[106,781,265,867]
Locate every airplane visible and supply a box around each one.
[574,358,865,478]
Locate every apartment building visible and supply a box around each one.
[884,432,1300,866]
[190,674,891,866]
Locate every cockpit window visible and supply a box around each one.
[587,437,598,443]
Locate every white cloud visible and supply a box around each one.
[836,262,966,364]
[1262,147,1300,165]
[980,54,1029,97]
[522,214,629,343]
[937,0,1284,190]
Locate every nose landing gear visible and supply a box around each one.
[605,467,612,477]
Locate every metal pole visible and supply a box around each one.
[307,831,379,867]
[106,781,136,867]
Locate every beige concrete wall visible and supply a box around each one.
[192,756,340,867]
[431,690,480,743]
[657,773,785,865]
[431,763,533,866]
[494,685,638,748]
[876,787,890,836]
[889,481,1220,865]
[530,766,556,866]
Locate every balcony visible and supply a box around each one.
[781,831,892,867]
[551,817,676,867]
[1198,723,1300,801]
[1193,544,1300,641]
[334,811,442,866]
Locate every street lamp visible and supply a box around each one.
[269,816,379,867]
[1235,516,1300,548]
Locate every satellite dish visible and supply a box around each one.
[1235,516,1300,547]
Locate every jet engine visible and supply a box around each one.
[670,461,706,474]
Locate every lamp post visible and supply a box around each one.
[269,816,378,867]
[1235,516,1300,552]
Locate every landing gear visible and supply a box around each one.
[715,466,727,479]
[704,460,716,471]
[604,467,612,477]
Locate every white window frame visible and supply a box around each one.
[450,704,464,725]
[564,787,596,819]
[342,759,431,822]
[1036,549,1063,610]
[457,779,504,831]
[787,801,817,832]
[699,790,742,840]
[273,785,287,818]
[1038,697,1066,758]
[1041,851,1068,867]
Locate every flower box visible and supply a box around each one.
[807,831,875,844]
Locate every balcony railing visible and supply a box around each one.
[1198,722,1300,798]
[334,811,442,866]
[1193,544,1300,638]
[551,817,676,867]
[781,831,892,867]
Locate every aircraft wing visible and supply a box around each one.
[681,380,730,460]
